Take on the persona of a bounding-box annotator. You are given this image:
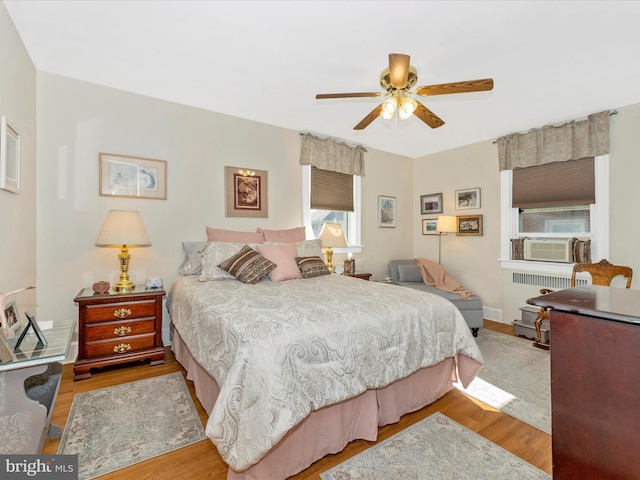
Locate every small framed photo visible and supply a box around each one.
[225,166,269,218]
[455,187,481,210]
[99,153,167,200]
[378,195,397,228]
[14,312,47,351]
[3,302,23,338]
[422,218,438,235]
[457,215,483,236]
[420,193,443,215]
[0,116,20,193]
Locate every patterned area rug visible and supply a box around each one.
[57,372,206,480]
[320,412,550,480]
[455,328,551,433]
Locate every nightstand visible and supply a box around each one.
[345,272,372,281]
[73,286,165,380]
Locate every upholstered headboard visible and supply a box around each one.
[388,259,422,283]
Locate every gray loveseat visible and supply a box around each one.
[388,260,482,337]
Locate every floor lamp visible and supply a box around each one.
[436,216,457,264]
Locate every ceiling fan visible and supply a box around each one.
[315,53,494,130]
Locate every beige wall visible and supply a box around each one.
[0,3,37,315]
[35,73,413,341]
[412,140,503,320]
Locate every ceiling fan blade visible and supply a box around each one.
[416,78,494,96]
[354,104,384,130]
[389,53,410,89]
[413,101,445,129]
[316,92,382,99]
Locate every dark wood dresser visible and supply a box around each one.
[73,286,165,380]
[528,285,640,479]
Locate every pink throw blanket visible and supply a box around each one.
[416,258,474,300]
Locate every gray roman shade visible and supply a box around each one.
[512,157,595,208]
[497,111,610,171]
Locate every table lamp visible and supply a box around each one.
[436,215,457,264]
[95,210,151,293]
[317,223,347,272]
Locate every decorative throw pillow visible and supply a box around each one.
[199,242,258,281]
[178,241,207,275]
[295,256,331,278]
[218,245,276,284]
[257,244,303,282]
[257,227,306,243]
[264,239,324,260]
[398,264,423,282]
[206,226,264,243]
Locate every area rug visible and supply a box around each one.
[57,372,207,480]
[320,412,550,479]
[455,328,551,434]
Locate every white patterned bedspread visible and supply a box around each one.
[167,274,483,471]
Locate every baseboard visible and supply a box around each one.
[482,306,503,323]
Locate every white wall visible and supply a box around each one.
[35,73,414,342]
[0,3,36,317]
[412,140,503,320]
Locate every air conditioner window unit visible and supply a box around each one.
[523,238,574,263]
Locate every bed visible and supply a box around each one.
[168,257,483,480]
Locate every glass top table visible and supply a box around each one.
[0,318,75,372]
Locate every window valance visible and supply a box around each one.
[497,110,610,171]
[299,133,366,176]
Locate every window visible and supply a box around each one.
[500,155,609,273]
[302,166,362,253]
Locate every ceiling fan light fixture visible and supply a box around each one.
[398,96,418,120]
[381,97,397,119]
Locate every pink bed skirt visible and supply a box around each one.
[172,328,480,480]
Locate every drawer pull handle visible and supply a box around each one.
[114,308,131,319]
[114,326,132,336]
[113,343,131,354]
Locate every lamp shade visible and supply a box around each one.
[436,216,457,234]
[95,210,151,247]
[317,223,347,248]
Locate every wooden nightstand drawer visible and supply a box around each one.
[84,318,156,341]
[85,299,157,323]
[83,334,157,358]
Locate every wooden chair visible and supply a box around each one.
[533,259,633,350]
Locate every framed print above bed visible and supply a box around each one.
[378,195,396,228]
[420,193,443,215]
[225,166,269,218]
[99,153,167,200]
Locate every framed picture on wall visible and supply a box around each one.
[0,116,20,193]
[378,195,396,228]
[457,215,483,236]
[422,218,438,235]
[99,153,167,200]
[420,193,443,214]
[224,166,269,218]
[455,187,481,210]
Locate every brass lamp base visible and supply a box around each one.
[114,245,136,293]
[113,280,135,293]
[325,246,335,272]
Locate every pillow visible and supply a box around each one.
[257,227,306,243]
[206,226,264,243]
[296,256,331,278]
[217,245,276,284]
[264,239,324,259]
[178,241,207,275]
[257,244,302,282]
[398,264,423,282]
[199,242,259,281]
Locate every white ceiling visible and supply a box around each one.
[4,1,640,158]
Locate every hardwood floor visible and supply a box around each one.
[43,320,551,479]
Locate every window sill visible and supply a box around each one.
[334,245,363,255]
[500,259,575,275]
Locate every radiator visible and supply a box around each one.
[512,272,588,289]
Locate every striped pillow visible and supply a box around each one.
[218,245,276,284]
[295,256,330,278]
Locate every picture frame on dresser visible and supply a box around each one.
[0,332,16,363]
[3,302,24,338]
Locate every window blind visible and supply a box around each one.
[512,157,595,208]
[311,166,354,212]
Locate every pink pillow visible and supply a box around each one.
[257,243,303,282]
[206,227,264,243]
[257,227,306,243]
